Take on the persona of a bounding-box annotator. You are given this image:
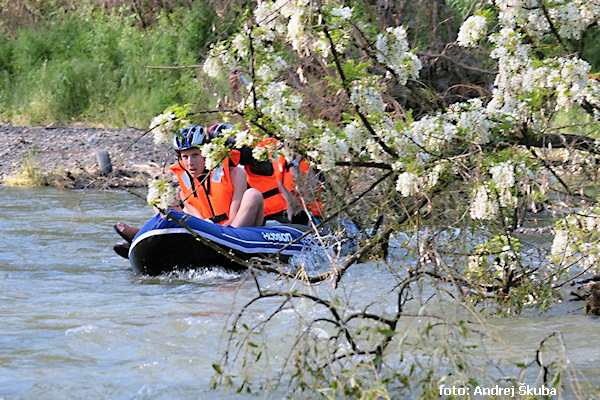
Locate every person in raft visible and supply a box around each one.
[113,125,264,256]
[170,124,264,227]
[227,70,324,225]
[208,122,290,224]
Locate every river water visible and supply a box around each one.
[1,186,599,399]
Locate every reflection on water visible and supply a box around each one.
[0,186,599,399]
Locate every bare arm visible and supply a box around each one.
[229,70,248,130]
[222,166,248,227]
[181,201,202,219]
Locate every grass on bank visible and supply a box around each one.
[3,150,56,186]
[0,1,242,128]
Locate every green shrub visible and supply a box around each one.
[0,1,246,127]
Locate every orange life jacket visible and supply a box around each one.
[169,158,234,225]
[246,166,288,217]
[230,142,288,218]
[277,157,324,218]
[275,155,296,193]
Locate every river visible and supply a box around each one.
[1,186,599,399]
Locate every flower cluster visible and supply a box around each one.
[343,120,366,151]
[232,129,257,148]
[587,78,600,112]
[487,27,533,116]
[488,1,600,121]
[148,112,176,145]
[375,26,422,84]
[253,0,315,52]
[446,98,493,144]
[260,81,307,140]
[261,81,303,120]
[330,6,352,24]
[395,162,447,198]
[149,107,191,146]
[396,172,419,197]
[495,0,600,40]
[256,53,288,82]
[457,15,487,47]
[307,123,349,171]
[470,185,499,220]
[251,145,269,162]
[147,178,176,209]
[202,42,235,78]
[201,141,230,171]
[406,115,458,153]
[550,210,600,273]
[490,161,516,207]
[349,78,386,116]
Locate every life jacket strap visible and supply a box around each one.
[209,213,228,224]
[262,187,280,199]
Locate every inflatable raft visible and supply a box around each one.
[129,210,312,275]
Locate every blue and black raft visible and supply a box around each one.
[128,210,312,275]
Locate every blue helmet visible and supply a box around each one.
[173,125,207,151]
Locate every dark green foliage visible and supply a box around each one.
[0,1,247,127]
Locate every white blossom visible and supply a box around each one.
[234,129,257,147]
[350,80,386,115]
[495,0,600,42]
[487,27,535,116]
[489,161,518,207]
[550,228,573,257]
[343,120,366,151]
[149,112,176,145]
[286,5,308,51]
[425,163,446,189]
[254,2,287,35]
[147,178,176,209]
[262,81,303,121]
[230,33,249,59]
[201,142,222,171]
[391,161,404,172]
[331,6,352,22]
[252,145,268,162]
[457,15,487,47]
[364,139,389,163]
[586,78,600,109]
[396,172,419,197]
[203,42,235,78]
[553,2,588,40]
[375,26,422,84]
[313,126,348,171]
[256,53,288,81]
[279,121,308,140]
[490,161,515,190]
[470,185,499,220]
[447,98,492,144]
[408,115,458,152]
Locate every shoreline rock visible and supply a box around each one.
[0,124,172,189]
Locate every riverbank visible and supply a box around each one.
[0,124,172,189]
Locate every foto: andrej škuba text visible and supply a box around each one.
[439,384,557,397]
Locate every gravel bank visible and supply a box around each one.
[0,124,173,189]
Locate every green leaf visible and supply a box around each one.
[377,328,397,337]
[212,363,222,374]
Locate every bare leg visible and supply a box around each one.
[114,222,140,242]
[230,188,264,228]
